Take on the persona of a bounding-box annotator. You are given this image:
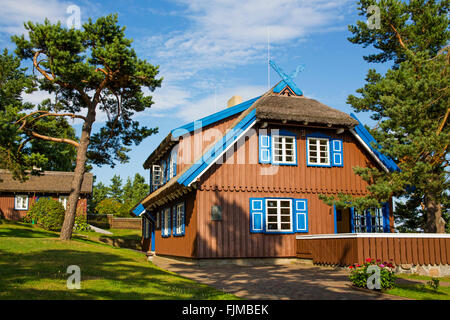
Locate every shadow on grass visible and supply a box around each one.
[0,246,230,300]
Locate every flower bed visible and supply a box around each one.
[349,258,396,290]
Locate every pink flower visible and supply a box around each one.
[380,264,385,268]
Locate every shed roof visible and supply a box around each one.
[0,170,93,194]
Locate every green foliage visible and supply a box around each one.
[10,14,162,167]
[348,0,449,66]
[88,180,109,213]
[108,174,123,201]
[73,215,92,232]
[89,173,149,215]
[26,198,65,231]
[349,258,397,290]
[427,277,440,291]
[95,198,128,217]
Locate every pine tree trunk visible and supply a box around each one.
[59,108,95,240]
[424,192,446,233]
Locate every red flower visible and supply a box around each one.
[366,258,371,262]
[349,266,354,269]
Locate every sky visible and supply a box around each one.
[0,0,392,186]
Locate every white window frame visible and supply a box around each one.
[59,196,69,209]
[14,194,29,210]
[174,203,184,235]
[307,137,330,166]
[163,208,170,237]
[152,165,162,187]
[169,155,176,179]
[265,199,293,232]
[272,135,296,165]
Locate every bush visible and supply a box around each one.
[73,215,92,232]
[349,258,396,290]
[26,198,65,231]
[95,198,129,217]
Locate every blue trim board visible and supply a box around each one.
[171,96,260,138]
[132,203,145,216]
[269,60,303,96]
[177,109,257,186]
[350,113,399,172]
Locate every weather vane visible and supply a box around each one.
[269,60,304,96]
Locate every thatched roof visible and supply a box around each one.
[255,95,359,127]
[0,170,93,194]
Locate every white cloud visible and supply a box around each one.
[145,0,351,78]
[0,0,71,35]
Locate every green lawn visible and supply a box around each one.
[0,220,237,300]
[385,274,450,300]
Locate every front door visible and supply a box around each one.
[336,208,351,233]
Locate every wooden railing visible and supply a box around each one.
[296,233,450,266]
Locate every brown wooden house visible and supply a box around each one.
[0,170,93,220]
[131,65,403,262]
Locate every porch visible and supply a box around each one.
[296,233,450,275]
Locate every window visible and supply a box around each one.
[272,135,296,164]
[307,137,330,166]
[152,165,162,188]
[162,208,171,237]
[59,196,69,209]
[265,199,292,232]
[369,208,383,233]
[14,195,28,210]
[156,211,161,229]
[173,202,185,236]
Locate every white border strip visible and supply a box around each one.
[296,233,450,239]
[349,128,389,173]
[187,120,257,187]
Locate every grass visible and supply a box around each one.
[384,274,450,300]
[0,219,238,300]
[387,284,450,300]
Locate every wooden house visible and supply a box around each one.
[0,170,93,220]
[131,69,404,262]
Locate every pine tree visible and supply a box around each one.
[11,15,162,239]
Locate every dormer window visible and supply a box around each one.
[272,135,296,164]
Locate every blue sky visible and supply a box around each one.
[0,0,391,186]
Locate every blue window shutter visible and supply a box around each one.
[382,202,390,233]
[249,198,265,233]
[181,202,185,236]
[331,139,343,167]
[172,205,177,235]
[259,134,271,164]
[161,160,166,184]
[350,207,355,233]
[366,209,372,232]
[168,207,172,236]
[161,210,165,236]
[294,199,308,233]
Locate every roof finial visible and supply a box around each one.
[269,60,305,96]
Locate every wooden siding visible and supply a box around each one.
[0,193,88,221]
[198,126,378,195]
[195,190,351,258]
[177,113,240,173]
[191,125,391,258]
[296,235,450,266]
[153,192,198,258]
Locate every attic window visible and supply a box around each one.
[307,137,330,166]
[272,135,296,164]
